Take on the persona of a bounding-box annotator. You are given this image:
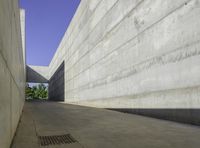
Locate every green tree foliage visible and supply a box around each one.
[25,83,48,99]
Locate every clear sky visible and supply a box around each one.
[20,0,80,66]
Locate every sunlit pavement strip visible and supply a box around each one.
[12,101,200,148]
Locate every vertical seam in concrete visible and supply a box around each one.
[1,0,25,99]
[9,72,12,144]
[0,51,24,99]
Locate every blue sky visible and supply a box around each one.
[20,0,80,66]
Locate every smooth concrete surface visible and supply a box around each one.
[48,62,65,101]
[12,101,200,148]
[26,65,49,83]
[27,0,200,124]
[20,9,25,67]
[62,0,200,106]
[0,0,26,147]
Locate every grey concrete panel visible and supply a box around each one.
[0,54,12,148]
[49,62,65,101]
[20,9,26,70]
[0,0,25,147]
[26,65,49,83]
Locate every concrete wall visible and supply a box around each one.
[43,0,200,124]
[26,65,49,83]
[0,0,26,147]
[20,9,26,69]
[49,62,65,101]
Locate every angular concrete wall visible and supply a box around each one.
[47,0,200,124]
[49,62,65,101]
[0,0,26,147]
[26,65,49,83]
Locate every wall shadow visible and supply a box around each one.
[26,65,48,83]
[107,108,200,126]
[48,61,65,101]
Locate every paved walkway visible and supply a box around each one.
[12,101,200,148]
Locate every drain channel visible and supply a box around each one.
[38,134,77,146]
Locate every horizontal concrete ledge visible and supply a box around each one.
[66,86,200,126]
[108,108,200,126]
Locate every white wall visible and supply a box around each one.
[47,0,200,124]
[0,0,26,147]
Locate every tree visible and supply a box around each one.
[25,83,48,99]
[25,84,34,99]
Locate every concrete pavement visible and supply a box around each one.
[12,101,200,148]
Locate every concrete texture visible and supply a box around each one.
[0,0,26,147]
[20,9,26,67]
[26,65,49,83]
[49,62,65,101]
[62,0,200,104]
[28,0,200,124]
[12,101,200,148]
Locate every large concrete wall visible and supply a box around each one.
[0,0,26,147]
[46,0,200,124]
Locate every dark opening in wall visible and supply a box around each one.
[48,61,65,101]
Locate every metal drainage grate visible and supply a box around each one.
[38,134,77,146]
